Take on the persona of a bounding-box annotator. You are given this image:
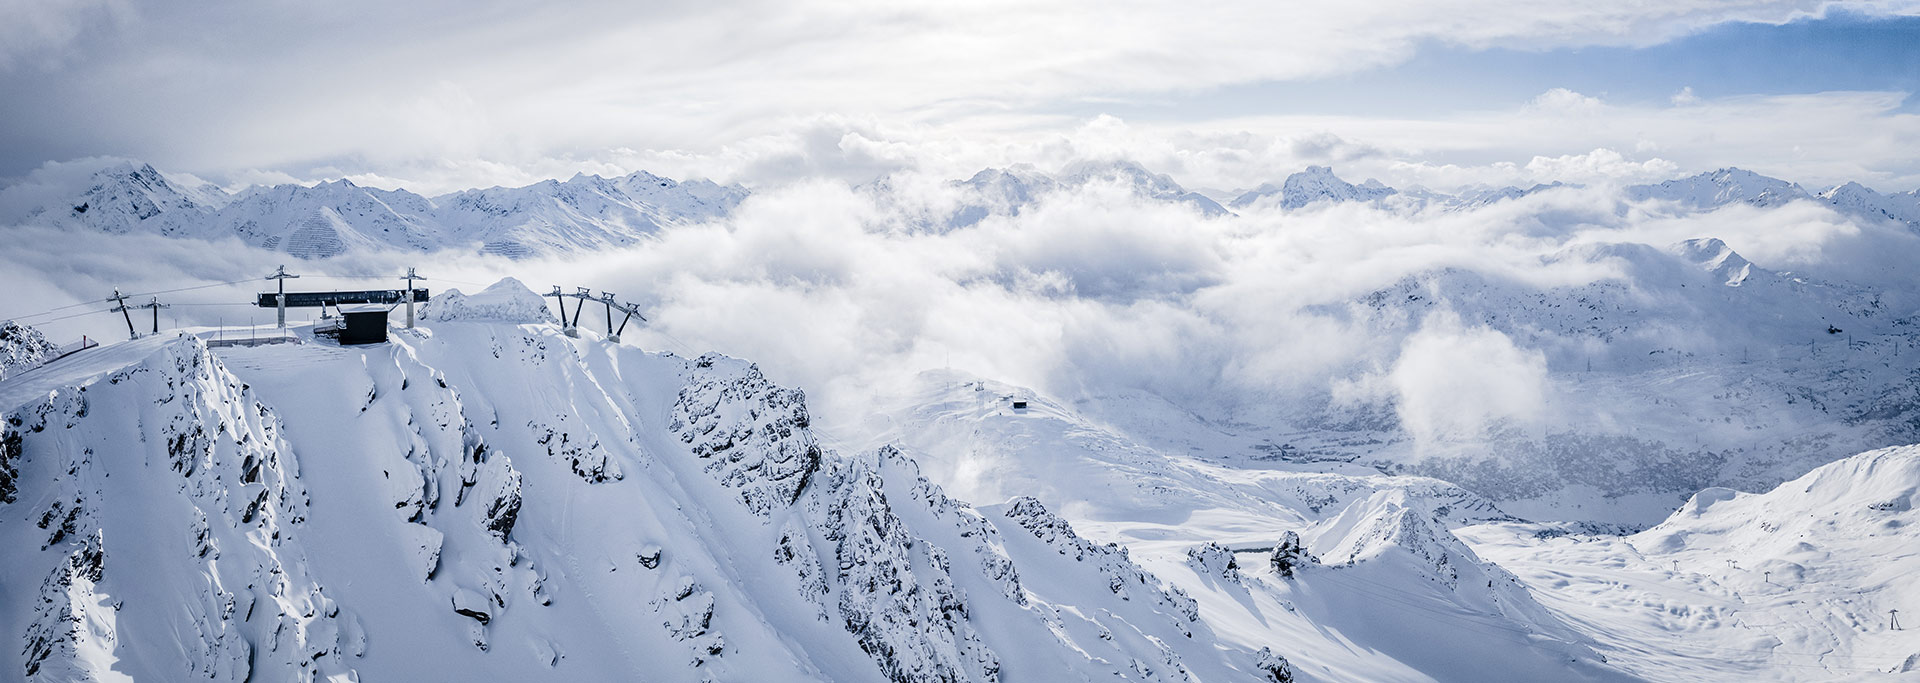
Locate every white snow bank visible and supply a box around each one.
[420,277,556,324]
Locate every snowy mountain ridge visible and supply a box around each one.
[6,277,1919,680]
[0,284,1286,682]
[13,162,749,259]
[864,359,1920,680]
[1228,166,1398,211]
[11,160,1920,257]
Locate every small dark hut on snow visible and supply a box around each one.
[338,305,391,345]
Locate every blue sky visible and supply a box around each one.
[1,1,1917,192]
[1080,10,1920,121]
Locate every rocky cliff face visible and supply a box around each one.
[664,350,1235,681]
[0,321,58,382]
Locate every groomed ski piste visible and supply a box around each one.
[3,277,1917,681]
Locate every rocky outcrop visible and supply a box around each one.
[0,320,59,382]
[669,353,821,516]
[801,454,1000,683]
[362,341,536,650]
[1003,497,1203,630]
[1256,647,1295,682]
[669,355,1236,682]
[1186,542,1241,582]
[1268,531,1315,579]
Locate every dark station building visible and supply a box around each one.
[338,305,392,345]
[255,287,425,345]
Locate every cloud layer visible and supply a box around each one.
[2,1,1917,193]
[6,171,1916,456]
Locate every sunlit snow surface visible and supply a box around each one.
[0,311,1284,682]
[2,247,1917,681]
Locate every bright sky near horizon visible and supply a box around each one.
[2,1,1918,193]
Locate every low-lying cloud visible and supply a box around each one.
[3,173,1916,455]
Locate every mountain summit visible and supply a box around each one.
[1230,165,1399,210]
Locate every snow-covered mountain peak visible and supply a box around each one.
[420,277,556,324]
[1055,159,1230,216]
[1230,165,1398,210]
[1673,237,1763,286]
[1625,167,1810,210]
[1282,165,1399,210]
[929,160,1227,229]
[1058,158,1177,193]
[1819,179,1920,230]
[1824,180,1874,196]
[66,161,226,233]
[1308,488,1557,626]
[434,169,747,257]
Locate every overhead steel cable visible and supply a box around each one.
[26,306,125,325]
[1,277,264,323]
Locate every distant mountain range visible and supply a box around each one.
[27,161,746,259]
[8,160,1918,258]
